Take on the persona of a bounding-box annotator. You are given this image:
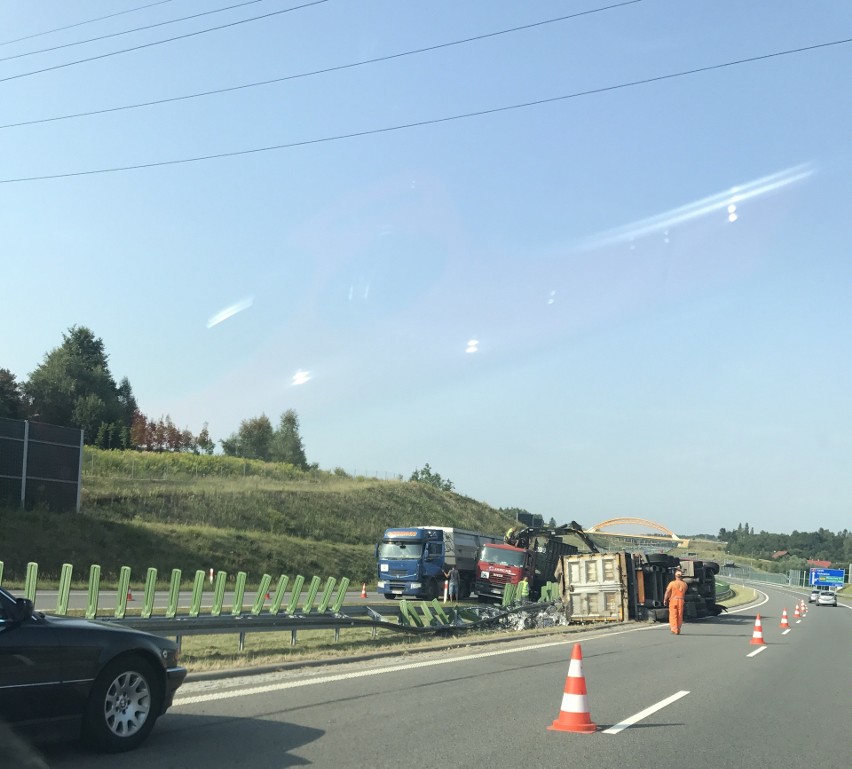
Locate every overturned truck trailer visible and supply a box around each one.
[555,552,724,623]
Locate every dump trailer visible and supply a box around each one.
[555,551,724,623]
[376,526,501,600]
[475,522,598,601]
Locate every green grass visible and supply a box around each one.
[1,448,517,585]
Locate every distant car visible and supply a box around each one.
[0,587,186,752]
[809,589,821,603]
[816,591,837,607]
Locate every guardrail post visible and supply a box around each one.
[86,564,101,619]
[115,566,131,618]
[24,562,38,603]
[166,569,182,618]
[211,570,227,616]
[231,571,247,615]
[56,563,73,615]
[269,575,289,614]
[330,577,350,614]
[317,577,336,614]
[286,575,305,614]
[251,574,273,615]
[302,576,322,614]
[189,570,206,617]
[142,568,157,618]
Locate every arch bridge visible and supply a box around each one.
[587,517,686,547]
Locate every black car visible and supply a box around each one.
[0,586,186,752]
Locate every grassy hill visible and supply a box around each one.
[0,448,516,585]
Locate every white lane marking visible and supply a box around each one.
[747,646,767,658]
[175,588,773,708]
[602,691,690,735]
[796,620,801,624]
[174,624,664,707]
[782,629,791,635]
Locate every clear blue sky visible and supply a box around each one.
[2,1,851,536]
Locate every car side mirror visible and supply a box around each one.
[11,597,34,624]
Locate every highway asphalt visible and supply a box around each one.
[30,581,850,769]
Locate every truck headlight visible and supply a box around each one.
[377,581,386,589]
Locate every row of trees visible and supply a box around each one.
[719,523,851,565]
[1,326,310,467]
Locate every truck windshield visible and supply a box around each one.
[480,546,525,567]
[378,542,422,560]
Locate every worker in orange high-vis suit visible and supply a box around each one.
[663,570,688,634]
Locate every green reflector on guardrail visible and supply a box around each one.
[189,570,206,617]
[57,563,73,616]
[115,566,131,619]
[211,571,227,616]
[142,568,157,618]
[431,599,450,624]
[24,562,38,604]
[0,560,4,586]
[231,571,247,615]
[269,575,289,614]
[330,577,350,614]
[286,575,305,614]
[317,577,336,614]
[251,574,273,615]
[302,576,322,614]
[86,564,101,619]
[501,582,516,606]
[166,569,182,618]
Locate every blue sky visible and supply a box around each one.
[2,1,851,536]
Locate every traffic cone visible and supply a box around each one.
[793,604,800,619]
[127,589,134,602]
[265,591,271,600]
[548,643,597,733]
[361,582,367,599]
[780,609,789,629]
[750,614,766,645]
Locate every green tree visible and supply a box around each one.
[221,415,274,460]
[270,409,309,469]
[0,368,26,419]
[409,463,454,492]
[23,326,133,443]
[196,422,215,455]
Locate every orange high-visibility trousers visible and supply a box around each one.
[668,598,684,634]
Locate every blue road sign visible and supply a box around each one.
[809,568,845,586]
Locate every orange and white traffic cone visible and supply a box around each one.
[780,609,789,629]
[793,604,800,619]
[548,643,597,733]
[801,601,807,616]
[127,589,134,602]
[750,614,766,645]
[361,582,367,599]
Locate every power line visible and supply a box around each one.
[0,1,177,47]
[1,35,849,185]
[0,0,267,63]
[0,1,643,132]
[0,0,328,85]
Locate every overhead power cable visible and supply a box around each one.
[1,35,849,185]
[0,0,267,64]
[0,1,643,132]
[0,0,328,85]
[0,1,177,47]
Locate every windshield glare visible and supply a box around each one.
[480,546,526,568]
[379,542,422,560]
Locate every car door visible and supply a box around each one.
[0,605,65,725]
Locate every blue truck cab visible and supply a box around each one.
[376,526,500,600]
